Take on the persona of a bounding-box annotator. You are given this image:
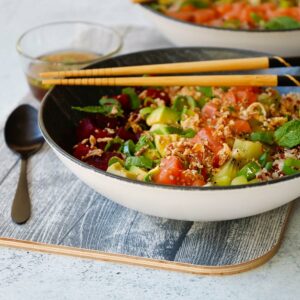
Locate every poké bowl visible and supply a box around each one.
[138,4,300,57]
[39,47,300,221]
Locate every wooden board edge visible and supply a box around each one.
[0,203,293,276]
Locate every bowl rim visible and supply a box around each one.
[140,4,300,34]
[16,20,123,65]
[39,46,300,192]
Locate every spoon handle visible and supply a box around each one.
[11,158,31,224]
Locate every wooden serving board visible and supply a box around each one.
[0,125,294,275]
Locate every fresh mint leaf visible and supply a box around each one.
[72,97,124,117]
[274,120,300,148]
[196,86,213,98]
[265,16,300,30]
[99,98,120,106]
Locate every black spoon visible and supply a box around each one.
[4,104,44,224]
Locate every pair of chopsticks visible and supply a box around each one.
[40,56,300,87]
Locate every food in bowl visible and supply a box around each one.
[148,0,300,30]
[72,85,300,187]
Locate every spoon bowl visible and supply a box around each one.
[4,104,44,224]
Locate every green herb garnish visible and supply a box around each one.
[72,97,124,117]
[122,87,141,110]
[274,120,300,148]
[264,16,300,30]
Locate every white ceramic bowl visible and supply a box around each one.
[39,47,300,221]
[139,5,300,57]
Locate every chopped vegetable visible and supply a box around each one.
[274,120,300,148]
[213,159,239,186]
[265,16,300,30]
[282,158,300,175]
[72,85,300,187]
[232,139,263,165]
[237,161,261,181]
[151,0,300,30]
[125,156,153,170]
[122,140,136,156]
[122,87,141,109]
[231,175,248,185]
[146,106,179,126]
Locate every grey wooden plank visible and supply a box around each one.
[0,145,99,244]
[61,197,192,261]
[0,143,192,261]
[0,129,19,184]
[174,205,290,266]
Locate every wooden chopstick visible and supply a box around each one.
[39,56,299,79]
[42,74,300,87]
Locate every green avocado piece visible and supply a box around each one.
[144,166,160,182]
[232,139,263,166]
[129,166,148,181]
[146,107,179,126]
[150,123,182,135]
[107,162,136,180]
[154,134,181,157]
[143,148,161,160]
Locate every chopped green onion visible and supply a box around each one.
[104,137,124,151]
[135,135,155,153]
[172,95,196,112]
[265,161,273,171]
[237,161,261,181]
[258,151,271,167]
[121,140,136,156]
[282,158,300,175]
[139,107,154,118]
[125,156,153,170]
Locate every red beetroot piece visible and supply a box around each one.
[85,152,123,171]
[146,89,170,105]
[114,94,131,111]
[73,143,90,160]
[91,115,125,129]
[76,118,95,142]
[116,127,138,142]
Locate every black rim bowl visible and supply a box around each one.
[39,47,300,191]
[141,4,300,33]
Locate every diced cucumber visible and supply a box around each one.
[232,139,263,165]
[213,159,239,186]
[237,162,261,181]
[231,175,248,186]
